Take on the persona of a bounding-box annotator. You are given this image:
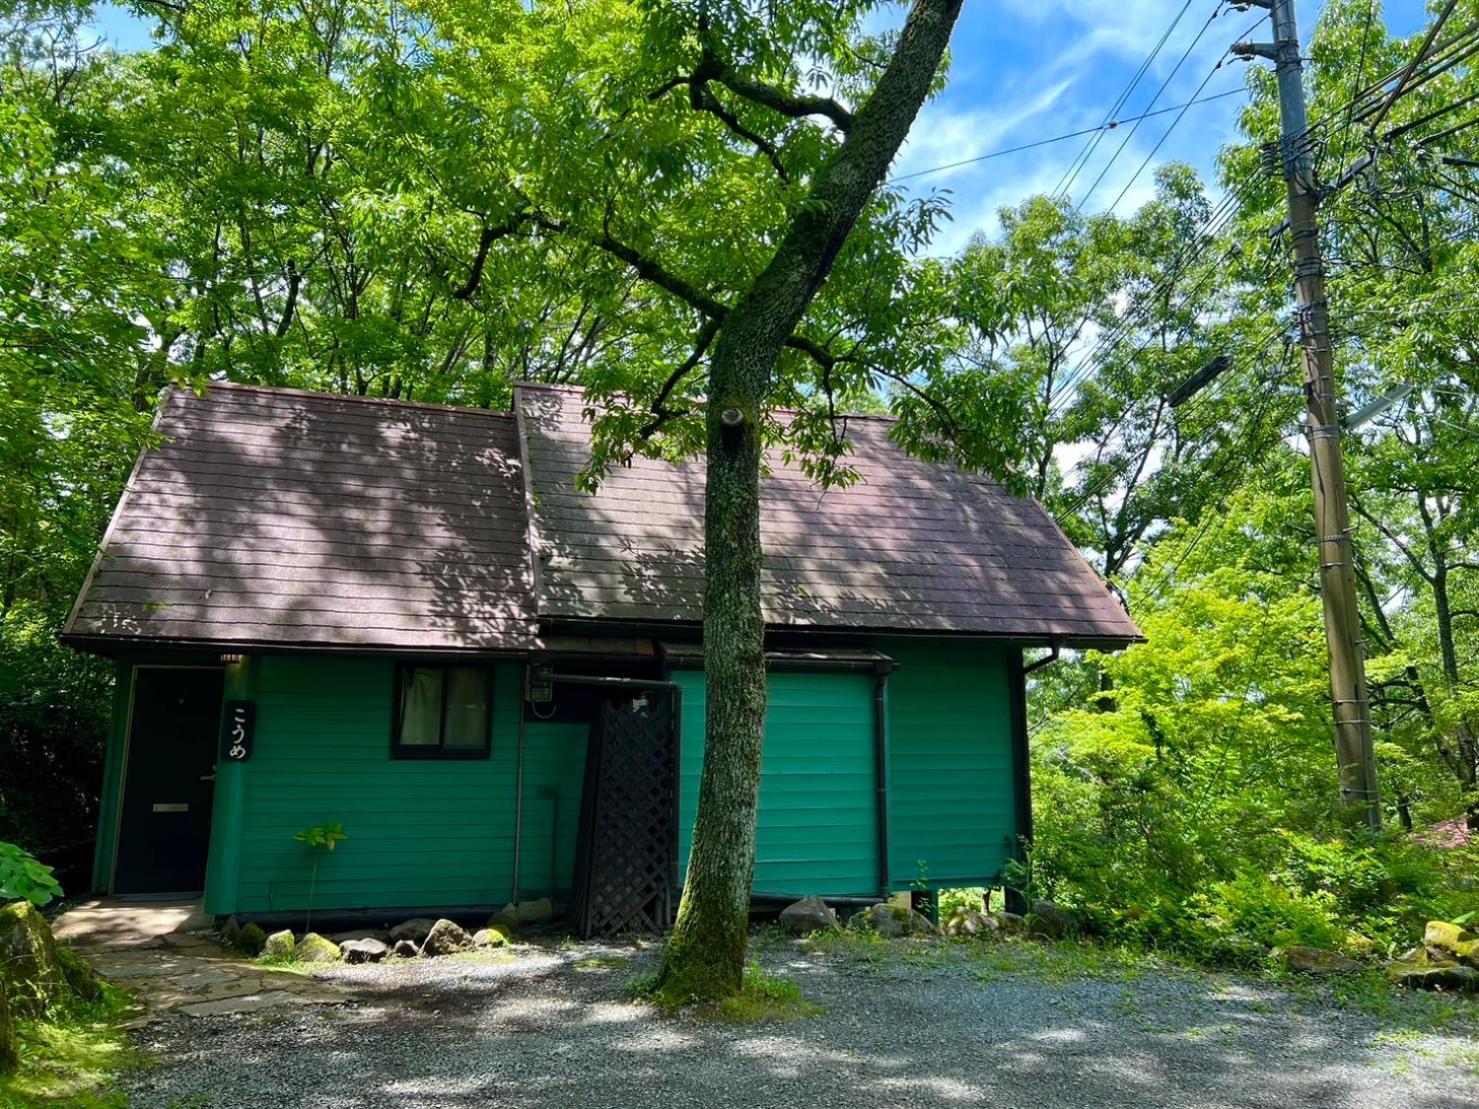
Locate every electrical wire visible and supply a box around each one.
[1076,4,1234,214]
[887,89,1247,184]
[1052,0,1205,202]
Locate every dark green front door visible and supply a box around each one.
[114,667,224,895]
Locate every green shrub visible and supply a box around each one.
[0,842,62,907]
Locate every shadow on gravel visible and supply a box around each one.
[123,942,1479,1109]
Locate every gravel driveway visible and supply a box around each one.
[120,936,1478,1109]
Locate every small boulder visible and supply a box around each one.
[293,933,341,963]
[421,919,474,957]
[472,927,509,948]
[992,911,1027,935]
[261,929,296,961]
[340,938,389,964]
[389,918,437,945]
[778,897,838,935]
[236,922,268,956]
[392,939,421,958]
[56,948,102,1003]
[1424,920,1479,967]
[1282,945,1361,975]
[219,917,242,948]
[848,902,937,938]
[1390,962,1479,992]
[507,898,554,925]
[945,907,999,939]
[1026,900,1081,940]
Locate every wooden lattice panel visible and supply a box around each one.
[571,697,676,938]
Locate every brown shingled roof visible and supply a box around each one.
[64,383,540,653]
[517,384,1140,645]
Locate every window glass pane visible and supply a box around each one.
[444,667,490,749]
[399,667,443,746]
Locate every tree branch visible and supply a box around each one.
[637,317,722,441]
[700,46,854,131]
[453,208,531,300]
[533,213,729,318]
[690,80,790,182]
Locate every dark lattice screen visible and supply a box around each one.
[570,696,677,938]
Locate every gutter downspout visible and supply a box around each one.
[510,664,529,906]
[872,660,895,896]
[1022,641,1061,675]
[513,671,684,911]
[1005,643,1061,915]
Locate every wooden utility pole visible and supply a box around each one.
[1234,0,1381,829]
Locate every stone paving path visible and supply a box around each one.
[54,898,349,1021]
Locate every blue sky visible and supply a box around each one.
[90,0,1432,254]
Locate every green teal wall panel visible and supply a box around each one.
[233,656,585,914]
[676,669,879,897]
[880,638,1017,889]
[89,659,133,893]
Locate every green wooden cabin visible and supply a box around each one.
[65,383,1138,930]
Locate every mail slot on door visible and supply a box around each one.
[152,803,189,813]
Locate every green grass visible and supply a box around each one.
[631,963,825,1023]
[0,984,141,1107]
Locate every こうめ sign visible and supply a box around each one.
[221,700,255,762]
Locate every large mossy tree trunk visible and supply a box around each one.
[657,0,964,1001]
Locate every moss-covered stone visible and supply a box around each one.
[472,927,508,948]
[0,979,17,1075]
[1424,920,1479,967]
[0,902,66,1019]
[292,933,340,963]
[261,929,296,961]
[236,922,268,956]
[56,948,101,1003]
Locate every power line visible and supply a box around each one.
[1076,4,1232,213]
[888,89,1247,184]
[1052,0,1205,202]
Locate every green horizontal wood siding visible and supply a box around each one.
[880,638,1017,889]
[233,656,585,914]
[676,669,879,897]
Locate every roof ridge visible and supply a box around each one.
[193,380,517,420]
[512,380,901,424]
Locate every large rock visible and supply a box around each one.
[944,907,1000,939]
[1424,920,1479,967]
[1282,945,1361,975]
[421,919,473,957]
[1026,900,1081,940]
[848,902,937,938]
[340,938,389,964]
[293,933,341,963]
[392,939,421,958]
[389,918,438,945]
[261,929,296,961]
[0,901,67,1019]
[778,897,838,935]
[1390,961,1479,992]
[472,927,509,948]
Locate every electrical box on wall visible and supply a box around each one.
[526,664,554,703]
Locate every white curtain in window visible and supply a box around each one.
[400,667,442,746]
